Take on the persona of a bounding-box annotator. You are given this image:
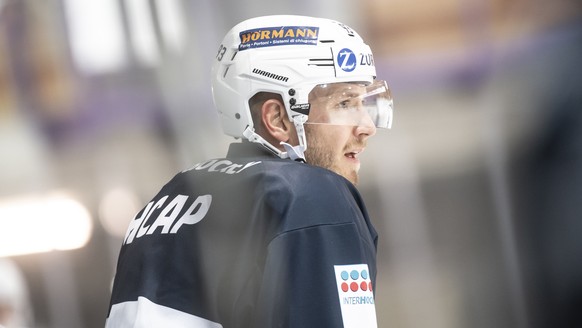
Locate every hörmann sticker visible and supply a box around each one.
[239,26,319,51]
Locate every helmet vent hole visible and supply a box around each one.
[231,51,238,60]
[320,40,335,43]
[223,66,230,78]
[235,113,241,119]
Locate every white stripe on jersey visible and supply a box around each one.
[106,296,223,328]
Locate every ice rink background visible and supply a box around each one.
[0,0,581,327]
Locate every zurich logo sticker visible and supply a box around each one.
[337,48,357,72]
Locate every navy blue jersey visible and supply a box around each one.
[106,142,379,327]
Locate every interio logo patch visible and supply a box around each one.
[334,264,378,328]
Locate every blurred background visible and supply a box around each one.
[0,0,581,327]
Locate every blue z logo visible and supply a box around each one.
[337,48,357,72]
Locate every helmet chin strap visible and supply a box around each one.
[242,114,308,162]
[281,142,305,162]
[283,114,308,162]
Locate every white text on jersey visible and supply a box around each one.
[185,159,261,174]
[124,194,212,245]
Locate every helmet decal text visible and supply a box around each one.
[360,53,375,67]
[335,22,356,37]
[252,68,289,83]
[337,48,357,72]
[238,26,320,51]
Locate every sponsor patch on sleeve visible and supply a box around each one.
[238,26,319,51]
[334,264,378,328]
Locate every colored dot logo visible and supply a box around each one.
[341,271,349,281]
[360,281,368,291]
[341,282,349,292]
[361,270,368,279]
[340,269,372,293]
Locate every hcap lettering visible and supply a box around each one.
[124,194,212,245]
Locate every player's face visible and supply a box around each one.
[304,83,377,185]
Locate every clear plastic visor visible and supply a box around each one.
[306,80,393,129]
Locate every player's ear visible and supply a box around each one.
[261,98,295,143]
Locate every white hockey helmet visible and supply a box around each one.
[211,15,393,160]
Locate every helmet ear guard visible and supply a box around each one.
[211,15,392,161]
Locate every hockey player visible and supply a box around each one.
[106,15,393,328]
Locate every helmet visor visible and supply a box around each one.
[306,80,393,129]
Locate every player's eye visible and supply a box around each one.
[338,99,351,109]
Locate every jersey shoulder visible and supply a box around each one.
[257,159,364,229]
[164,156,364,231]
